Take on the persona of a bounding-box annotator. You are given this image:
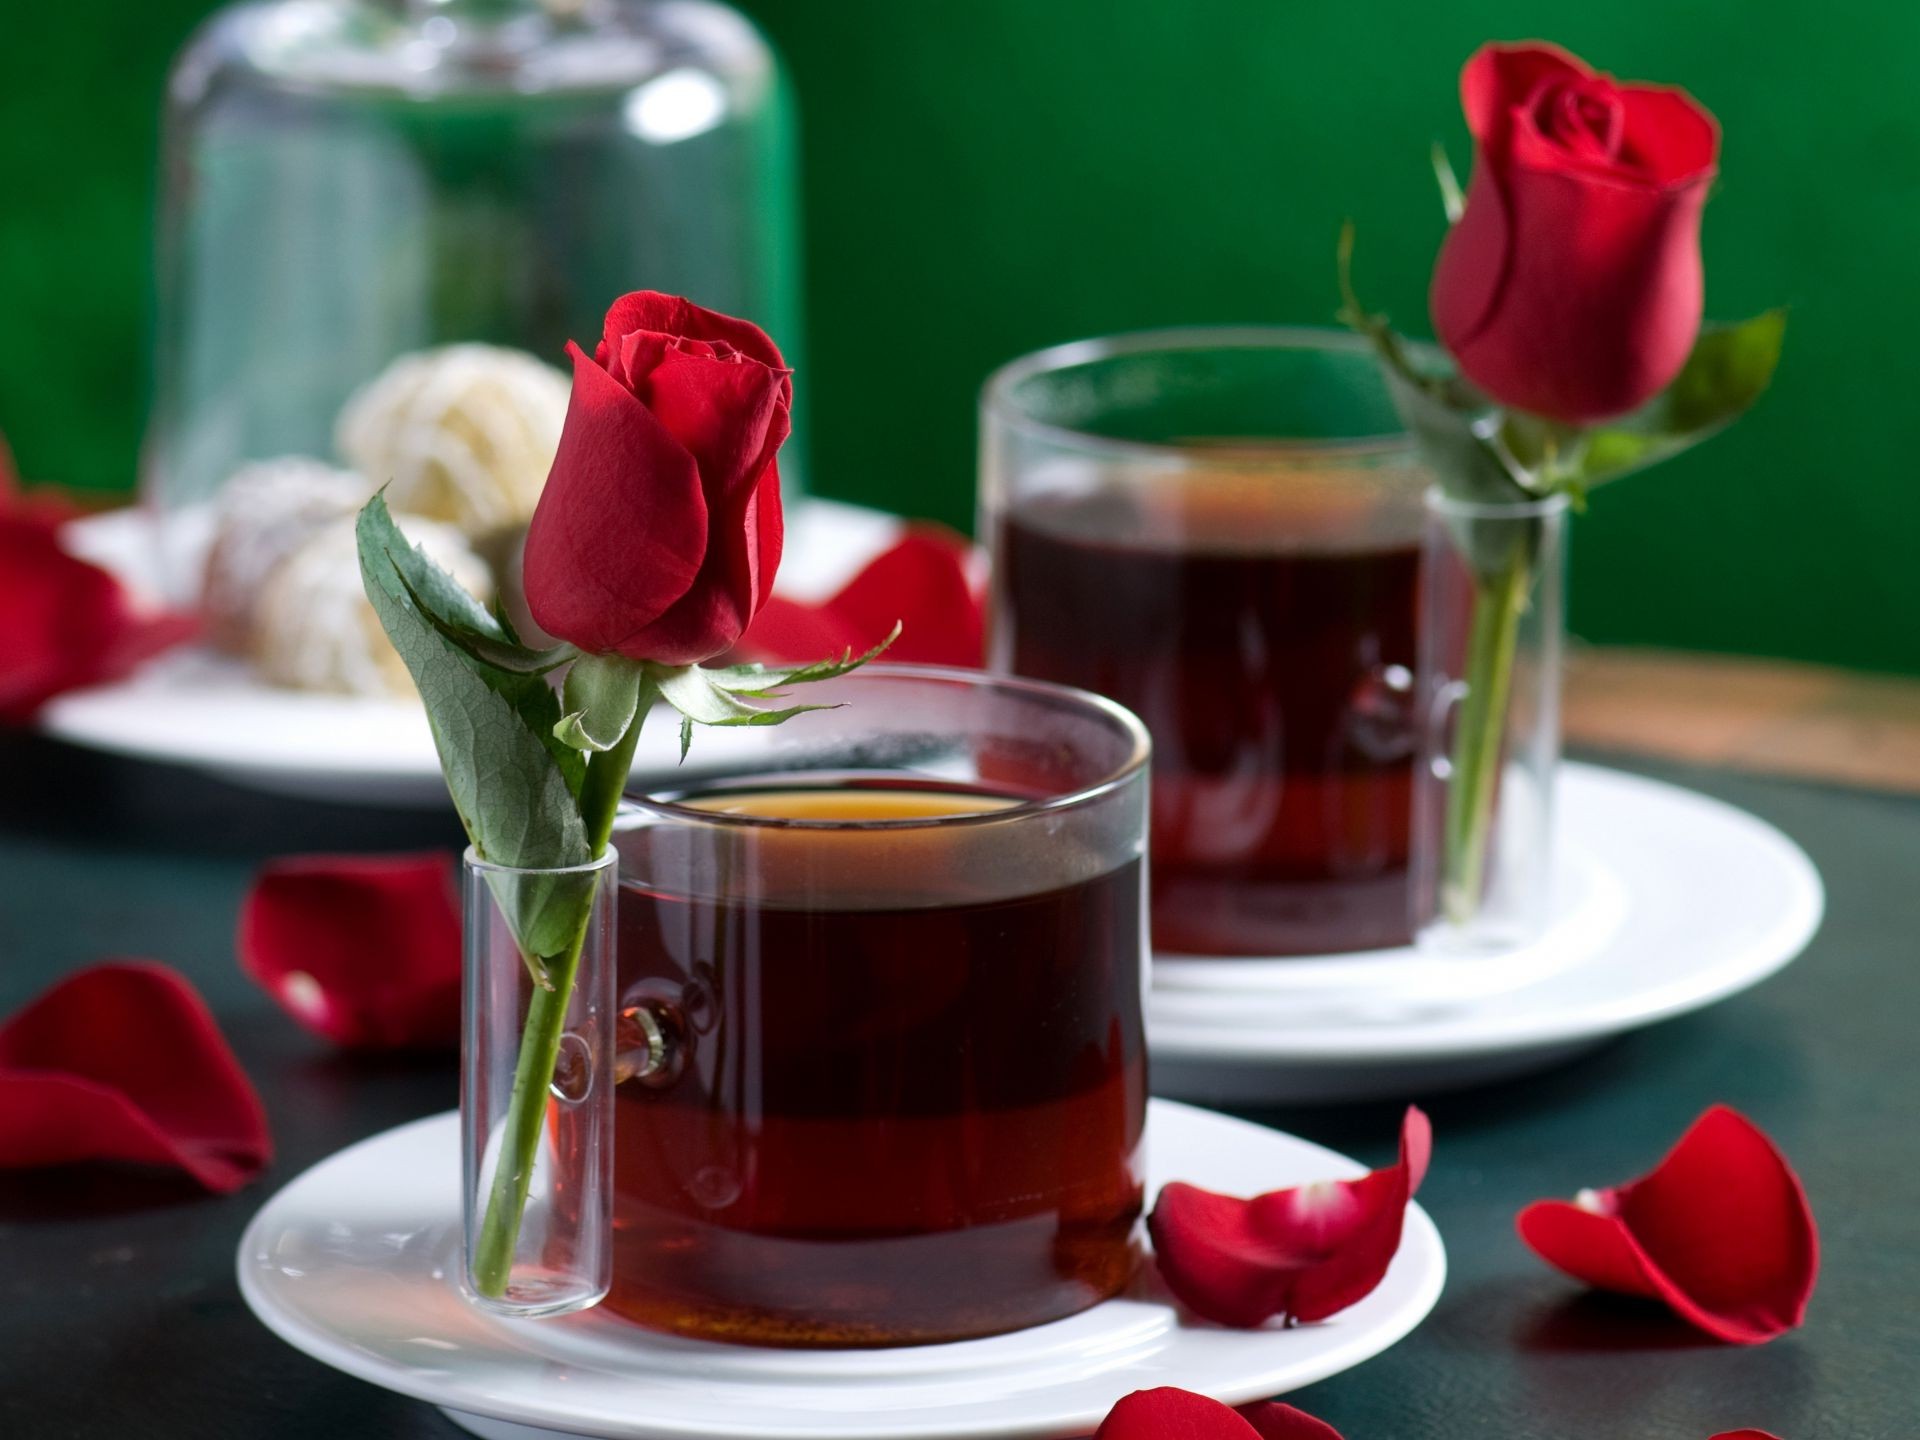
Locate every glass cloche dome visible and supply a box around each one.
[143,0,802,590]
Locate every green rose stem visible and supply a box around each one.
[1439,551,1531,927]
[470,686,652,1299]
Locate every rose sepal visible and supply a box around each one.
[702,621,904,696]
[556,654,647,754]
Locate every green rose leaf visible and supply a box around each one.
[392,567,577,677]
[363,498,585,796]
[1578,310,1788,485]
[555,653,645,753]
[357,497,590,960]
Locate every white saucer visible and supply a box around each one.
[237,1101,1443,1440]
[1149,763,1824,1104]
[43,498,905,807]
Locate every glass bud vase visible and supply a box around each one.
[461,847,616,1317]
[1411,489,1569,954]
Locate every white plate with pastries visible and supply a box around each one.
[43,340,908,806]
[49,494,905,806]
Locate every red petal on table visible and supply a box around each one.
[1095,1388,1344,1440]
[1148,1108,1431,1328]
[1238,1402,1346,1440]
[738,526,984,667]
[1517,1105,1818,1345]
[0,514,196,723]
[0,962,271,1192]
[1710,1433,1784,1439]
[239,852,462,1051]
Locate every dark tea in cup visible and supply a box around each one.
[601,671,1150,1346]
[983,331,1429,956]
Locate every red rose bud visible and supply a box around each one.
[739,526,984,668]
[1430,42,1719,423]
[1518,1105,1818,1344]
[523,291,792,666]
[1148,1107,1431,1328]
[1711,1433,1784,1439]
[0,962,271,1193]
[1096,1388,1344,1440]
[239,852,463,1051]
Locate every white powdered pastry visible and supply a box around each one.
[200,457,374,654]
[336,344,570,539]
[253,512,492,697]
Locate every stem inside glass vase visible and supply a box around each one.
[468,701,644,1306]
[1417,489,1567,953]
[1441,553,1531,925]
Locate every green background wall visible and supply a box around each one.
[2,1,1913,672]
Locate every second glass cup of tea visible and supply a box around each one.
[601,666,1150,1346]
[982,328,1429,957]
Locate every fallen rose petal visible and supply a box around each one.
[1517,1105,1817,1345]
[0,962,271,1192]
[1095,1388,1343,1440]
[239,852,462,1050]
[0,438,85,530]
[1238,1401,1346,1440]
[740,526,983,668]
[1709,1432,1783,1439]
[1148,1108,1431,1328]
[0,516,196,723]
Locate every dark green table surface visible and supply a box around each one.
[0,734,1912,1439]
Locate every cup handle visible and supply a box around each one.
[616,981,687,1087]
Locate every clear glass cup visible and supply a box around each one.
[461,846,617,1317]
[145,0,804,583]
[981,328,1430,958]
[1411,489,1569,953]
[604,665,1150,1346]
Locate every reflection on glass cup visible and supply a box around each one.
[594,667,1150,1346]
[982,329,1430,957]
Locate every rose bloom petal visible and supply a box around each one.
[0,962,271,1193]
[239,852,462,1051]
[603,322,791,666]
[1148,1108,1431,1328]
[1430,41,1718,423]
[522,340,711,656]
[0,515,196,723]
[524,291,794,666]
[739,526,984,668]
[600,291,788,373]
[1096,1388,1343,1440]
[1710,1432,1784,1439]
[1518,1105,1818,1344]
